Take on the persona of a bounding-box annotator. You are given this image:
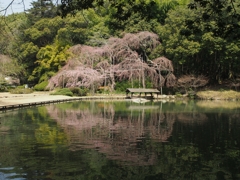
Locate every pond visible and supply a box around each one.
[0,100,240,180]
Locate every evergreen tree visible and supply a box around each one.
[27,0,58,23]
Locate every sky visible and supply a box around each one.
[0,0,35,15]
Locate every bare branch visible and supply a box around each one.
[0,0,14,16]
[177,75,209,92]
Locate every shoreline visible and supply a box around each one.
[0,92,127,111]
[1,90,239,111]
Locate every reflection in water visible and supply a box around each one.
[46,101,174,165]
[0,100,239,179]
[176,112,208,124]
[45,100,240,168]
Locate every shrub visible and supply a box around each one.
[97,86,110,94]
[219,88,225,92]
[69,87,88,96]
[34,81,49,91]
[9,87,33,94]
[50,88,73,96]
[175,92,182,98]
[115,80,141,93]
[0,85,8,92]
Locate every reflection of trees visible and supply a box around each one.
[0,101,240,179]
[46,101,175,165]
[45,101,240,178]
[176,112,208,124]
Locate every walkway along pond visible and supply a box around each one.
[0,92,178,111]
[0,93,127,111]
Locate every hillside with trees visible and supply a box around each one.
[0,0,239,93]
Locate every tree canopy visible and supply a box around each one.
[0,0,239,91]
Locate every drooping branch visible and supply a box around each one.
[152,57,174,72]
[151,57,176,88]
[48,32,175,90]
[122,31,160,61]
[165,73,176,87]
[47,59,104,89]
[177,75,209,92]
[113,58,161,87]
[68,44,108,68]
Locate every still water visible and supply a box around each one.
[0,100,240,180]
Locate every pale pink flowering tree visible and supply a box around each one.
[47,60,104,90]
[48,31,176,91]
[123,31,160,56]
[152,56,176,88]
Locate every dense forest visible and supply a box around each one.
[0,0,240,93]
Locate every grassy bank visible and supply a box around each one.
[196,90,240,100]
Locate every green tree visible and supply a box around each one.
[56,12,90,46]
[157,7,201,76]
[0,13,28,54]
[105,0,180,35]
[16,16,65,83]
[59,0,189,35]
[0,54,22,79]
[27,0,58,23]
[188,0,240,39]
[28,42,70,84]
[158,2,240,83]
[59,0,104,17]
[24,17,64,47]
[186,0,240,82]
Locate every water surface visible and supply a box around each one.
[0,100,240,179]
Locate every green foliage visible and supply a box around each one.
[24,17,64,47]
[19,42,40,77]
[185,0,240,81]
[175,92,183,98]
[50,88,73,96]
[157,7,201,70]
[218,88,225,92]
[0,55,23,78]
[9,87,34,94]
[149,44,164,60]
[1,0,239,88]
[27,0,58,23]
[0,13,28,55]
[84,9,111,46]
[20,42,39,60]
[115,79,153,92]
[56,13,90,46]
[69,87,89,96]
[115,81,133,93]
[105,0,180,35]
[34,81,49,91]
[188,0,240,39]
[0,87,8,92]
[29,43,70,84]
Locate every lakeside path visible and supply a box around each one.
[0,92,126,110]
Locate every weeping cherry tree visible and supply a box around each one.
[48,31,176,92]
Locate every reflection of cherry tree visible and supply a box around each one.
[46,101,176,165]
[48,31,176,90]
